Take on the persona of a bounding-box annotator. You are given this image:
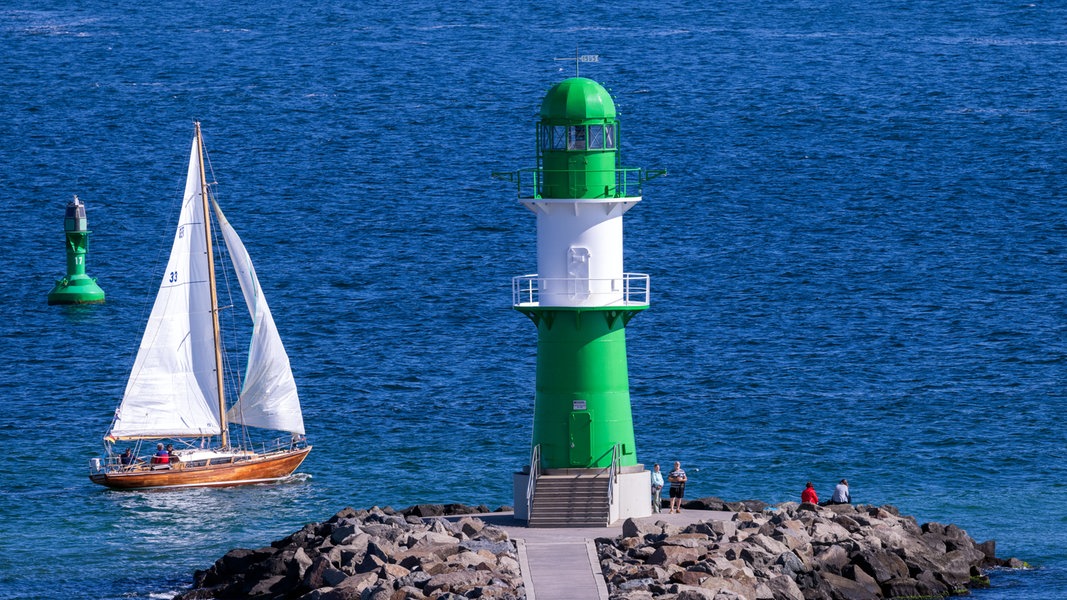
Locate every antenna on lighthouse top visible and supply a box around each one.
[554,47,600,77]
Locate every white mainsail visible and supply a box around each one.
[108,137,222,439]
[214,201,305,436]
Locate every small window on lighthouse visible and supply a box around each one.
[552,126,567,150]
[605,124,616,149]
[568,126,586,150]
[588,125,604,149]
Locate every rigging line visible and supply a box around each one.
[199,125,220,192]
[215,243,246,401]
[205,177,247,406]
[201,136,248,405]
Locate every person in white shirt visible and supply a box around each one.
[650,463,664,513]
[830,479,851,504]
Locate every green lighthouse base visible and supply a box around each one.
[48,275,105,305]
[519,306,647,470]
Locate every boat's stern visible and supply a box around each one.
[89,455,114,476]
[88,456,115,487]
[88,453,135,486]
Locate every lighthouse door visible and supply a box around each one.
[568,411,591,467]
[568,153,588,197]
[567,247,590,300]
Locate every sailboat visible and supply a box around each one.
[89,123,311,490]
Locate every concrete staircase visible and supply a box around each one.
[528,473,611,528]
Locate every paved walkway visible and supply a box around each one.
[469,510,733,600]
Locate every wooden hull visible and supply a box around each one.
[89,446,311,490]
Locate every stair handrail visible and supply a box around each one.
[526,444,541,519]
[607,443,621,508]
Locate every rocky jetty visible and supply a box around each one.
[175,504,523,600]
[175,499,1021,600]
[598,498,1023,600]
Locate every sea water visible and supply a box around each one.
[0,1,1064,598]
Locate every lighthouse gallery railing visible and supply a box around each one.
[491,167,665,199]
[512,274,649,307]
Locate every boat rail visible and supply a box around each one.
[255,434,309,455]
[512,273,649,307]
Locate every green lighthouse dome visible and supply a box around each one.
[539,77,616,121]
[536,78,620,199]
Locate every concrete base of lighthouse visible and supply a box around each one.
[513,466,652,527]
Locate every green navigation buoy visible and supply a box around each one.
[47,195,105,305]
[497,75,664,524]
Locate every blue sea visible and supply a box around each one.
[1,1,1065,598]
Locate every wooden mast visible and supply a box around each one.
[195,122,229,449]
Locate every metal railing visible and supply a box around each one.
[526,444,541,520]
[512,273,649,307]
[607,443,621,509]
[256,434,309,455]
[491,167,666,199]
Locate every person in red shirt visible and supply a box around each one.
[801,481,819,505]
[150,443,169,465]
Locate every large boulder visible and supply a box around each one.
[853,549,909,583]
[819,572,881,600]
[765,574,805,600]
[649,545,702,566]
[622,517,663,540]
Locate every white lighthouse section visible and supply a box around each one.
[517,197,644,308]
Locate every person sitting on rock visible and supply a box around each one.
[801,481,819,504]
[829,478,851,504]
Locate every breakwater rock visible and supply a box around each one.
[175,499,1021,600]
[598,499,1022,600]
[175,504,523,600]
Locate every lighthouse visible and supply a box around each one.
[47,196,105,305]
[500,76,663,526]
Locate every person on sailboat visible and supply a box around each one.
[151,443,170,465]
[120,448,134,466]
[165,444,178,463]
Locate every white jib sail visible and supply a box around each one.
[108,136,222,439]
[213,200,305,436]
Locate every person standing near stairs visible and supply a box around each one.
[650,463,664,513]
[668,461,687,514]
